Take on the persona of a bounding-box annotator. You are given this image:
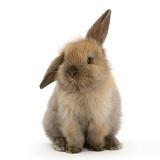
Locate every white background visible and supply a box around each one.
[0,0,160,159]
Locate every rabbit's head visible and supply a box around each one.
[40,10,112,92]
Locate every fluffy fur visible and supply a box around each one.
[40,9,122,153]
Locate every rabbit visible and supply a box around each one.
[39,9,122,154]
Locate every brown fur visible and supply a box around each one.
[40,9,122,153]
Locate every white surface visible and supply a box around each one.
[0,0,160,159]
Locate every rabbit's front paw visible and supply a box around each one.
[105,135,122,150]
[88,144,105,151]
[53,137,66,152]
[66,146,81,154]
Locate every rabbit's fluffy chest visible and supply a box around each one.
[56,86,112,126]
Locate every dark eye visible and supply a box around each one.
[87,57,93,64]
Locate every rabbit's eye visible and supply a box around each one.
[87,57,93,64]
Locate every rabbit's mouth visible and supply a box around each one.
[67,76,95,92]
[69,77,76,84]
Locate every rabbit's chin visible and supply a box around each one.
[57,77,88,92]
[57,81,79,92]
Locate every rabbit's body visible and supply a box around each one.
[40,10,122,153]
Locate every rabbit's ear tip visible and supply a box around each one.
[103,9,111,19]
[107,9,111,13]
[39,82,45,89]
[39,84,44,89]
[106,9,111,16]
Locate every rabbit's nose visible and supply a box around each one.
[68,66,77,77]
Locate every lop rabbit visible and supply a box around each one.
[40,9,122,153]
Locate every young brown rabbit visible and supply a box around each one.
[40,9,122,153]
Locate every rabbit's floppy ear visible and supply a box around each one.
[39,53,64,89]
[86,9,111,44]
